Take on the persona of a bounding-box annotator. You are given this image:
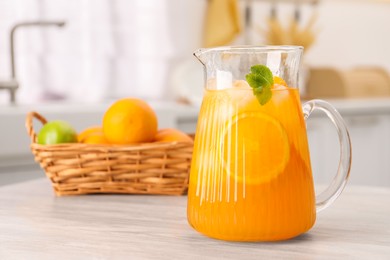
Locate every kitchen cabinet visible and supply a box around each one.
[344,115,390,185]
[306,100,390,187]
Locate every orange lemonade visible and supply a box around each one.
[187,80,316,241]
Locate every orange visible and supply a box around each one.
[103,98,158,144]
[78,126,102,142]
[222,111,290,184]
[154,128,193,143]
[78,126,110,144]
[83,132,110,144]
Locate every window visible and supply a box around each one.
[0,0,206,104]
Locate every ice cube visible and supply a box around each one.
[232,80,251,89]
[272,85,290,105]
[226,80,255,110]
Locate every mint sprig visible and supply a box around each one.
[245,65,274,105]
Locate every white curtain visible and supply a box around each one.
[0,0,206,104]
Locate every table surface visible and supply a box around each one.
[0,179,389,260]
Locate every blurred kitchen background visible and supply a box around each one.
[0,0,389,187]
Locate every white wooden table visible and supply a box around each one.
[0,179,389,259]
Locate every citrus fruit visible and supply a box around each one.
[103,98,158,144]
[78,126,102,142]
[273,76,288,87]
[78,126,109,144]
[37,120,78,145]
[222,112,290,184]
[83,132,110,144]
[154,128,193,143]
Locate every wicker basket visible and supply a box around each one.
[25,111,193,196]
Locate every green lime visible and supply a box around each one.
[37,120,78,145]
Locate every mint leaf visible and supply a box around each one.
[245,65,274,105]
[253,86,272,105]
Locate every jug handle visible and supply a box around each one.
[302,99,352,213]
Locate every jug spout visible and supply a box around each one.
[194,48,207,66]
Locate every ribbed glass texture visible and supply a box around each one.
[187,87,316,241]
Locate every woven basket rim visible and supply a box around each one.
[26,111,193,148]
[30,141,193,151]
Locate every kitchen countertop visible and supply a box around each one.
[1,97,390,116]
[0,179,389,259]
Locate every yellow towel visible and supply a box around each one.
[203,0,241,47]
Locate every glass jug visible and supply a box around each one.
[187,46,352,241]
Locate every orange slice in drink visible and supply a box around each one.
[273,76,288,87]
[222,112,290,184]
